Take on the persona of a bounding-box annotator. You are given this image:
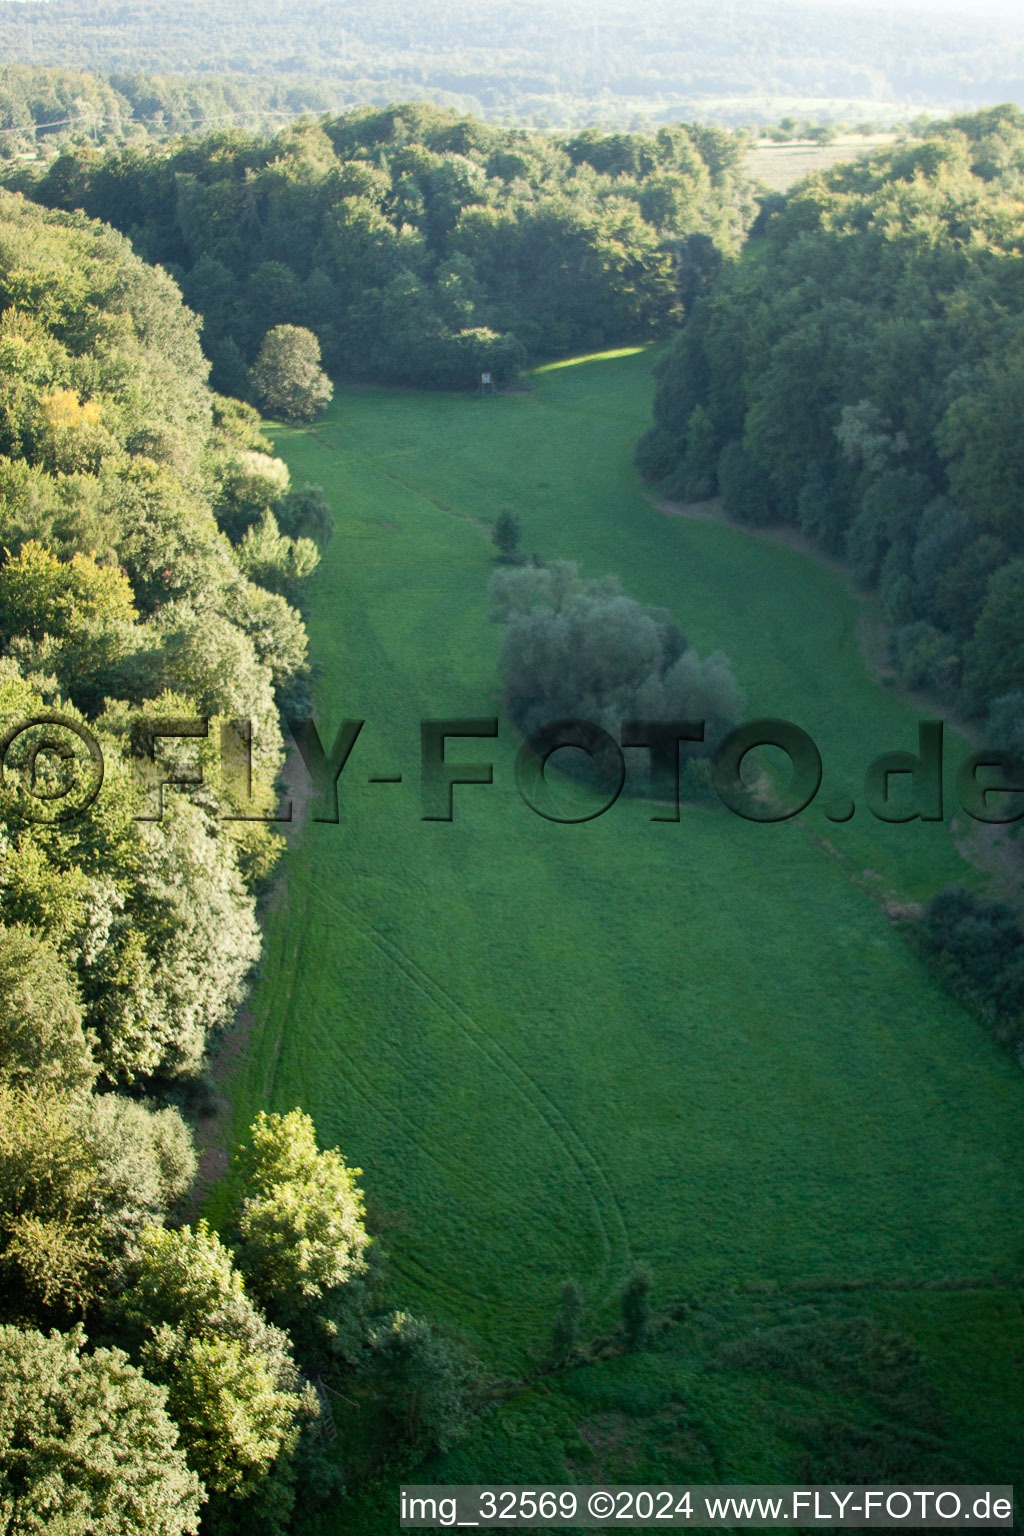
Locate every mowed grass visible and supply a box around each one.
[212,349,1024,1497]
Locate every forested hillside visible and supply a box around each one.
[0,64,343,155]
[5,104,756,391]
[638,103,1024,727]
[0,191,322,1084]
[0,0,1022,127]
[0,192,480,1534]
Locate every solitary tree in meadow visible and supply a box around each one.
[621,1266,653,1350]
[249,325,333,422]
[492,508,522,560]
[489,561,742,801]
[551,1278,583,1361]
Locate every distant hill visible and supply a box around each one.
[0,0,1021,128]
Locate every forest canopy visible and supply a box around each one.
[4,103,757,390]
[636,103,1024,727]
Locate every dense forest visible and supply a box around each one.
[4,104,757,390]
[1,0,1023,127]
[0,64,347,155]
[0,191,483,1534]
[638,102,1024,729]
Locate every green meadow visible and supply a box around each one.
[212,348,1024,1523]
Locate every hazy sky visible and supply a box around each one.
[760,0,1022,14]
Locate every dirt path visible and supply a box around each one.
[183,748,315,1218]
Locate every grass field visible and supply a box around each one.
[210,348,1024,1527]
[744,134,897,191]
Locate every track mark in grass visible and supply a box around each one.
[350,915,635,1297]
[286,871,634,1303]
[378,466,486,529]
[304,876,628,1289]
[296,985,514,1212]
[339,1094,538,1325]
[256,871,315,1110]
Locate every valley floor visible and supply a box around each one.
[208,348,1024,1531]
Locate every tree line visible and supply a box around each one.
[637,104,1024,742]
[3,102,756,392]
[0,191,482,1533]
[0,65,346,160]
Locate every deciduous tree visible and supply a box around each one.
[249,326,333,422]
[0,1324,204,1536]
